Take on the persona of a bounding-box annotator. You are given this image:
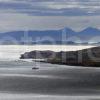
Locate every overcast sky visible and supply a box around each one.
[0,0,100,32]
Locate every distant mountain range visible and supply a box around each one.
[0,27,100,45]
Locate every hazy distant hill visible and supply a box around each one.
[0,27,100,44]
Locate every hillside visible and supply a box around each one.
[20,46,100,67]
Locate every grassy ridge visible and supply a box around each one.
[20,46,100,67]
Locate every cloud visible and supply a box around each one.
[0,0,99,16]
[0,0,99,32]
[0,12,100,32]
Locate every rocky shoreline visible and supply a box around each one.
[20,46,100,67]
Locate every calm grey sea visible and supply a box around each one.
[0,60,99,100]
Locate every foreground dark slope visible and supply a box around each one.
[20,46,100,67]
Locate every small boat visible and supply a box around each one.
[32,67,39,70]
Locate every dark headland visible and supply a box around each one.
[20,46,100,67]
